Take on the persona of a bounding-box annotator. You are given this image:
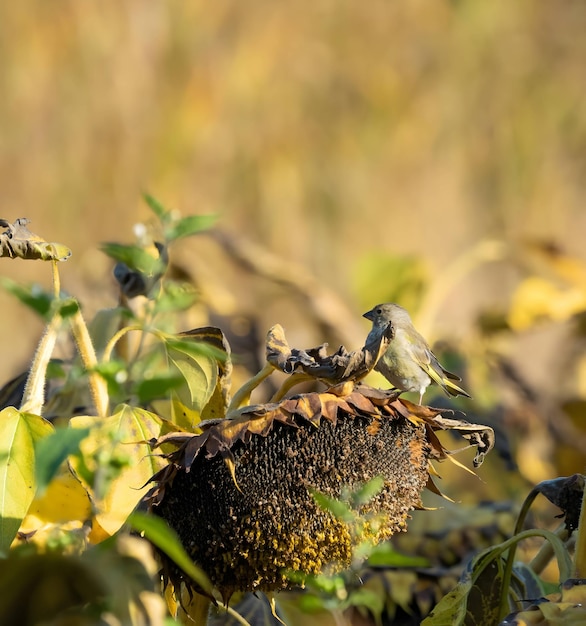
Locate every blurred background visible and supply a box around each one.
[1,0,586,500]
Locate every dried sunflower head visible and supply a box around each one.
[147,384,492,603]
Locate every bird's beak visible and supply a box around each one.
[363,309,375,321]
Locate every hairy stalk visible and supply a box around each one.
[20,261,63,415]
[20,314,61,415]
[69,309,109,417]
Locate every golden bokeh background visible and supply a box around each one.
[1,0,586,494]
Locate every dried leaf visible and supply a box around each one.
[149,386,494,493]
[0,218,71,261]
[266,320,394,384]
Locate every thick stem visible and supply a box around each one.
[20,314,61,415]
[69,309,109,417]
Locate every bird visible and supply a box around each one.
[363,303,471,404]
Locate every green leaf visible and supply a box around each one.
[165,214,217,241]
[421,529,574,626]
[143,192,171,224]
[349,476,384,508]
[0,279,53,319]
[101,243,163,276]
[128,511,214,596]
[310,489,354,523]
[0,408,53,551]
[69,406,174,536]
[135,373,184,405]
[34,426,90,496]
[366,543,430,568]
[153,281,198,314]
[92,360,128,399]
[166,341,219,414]
[55,297,80,319]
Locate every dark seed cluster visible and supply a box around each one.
[154,412,430,599]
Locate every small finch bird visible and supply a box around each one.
[363,303,471,404]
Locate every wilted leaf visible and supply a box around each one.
[0,407,53,552]
[266,322,394,384]
[529,474,584,533]
[69,406,174,537]
[0,218,71,261]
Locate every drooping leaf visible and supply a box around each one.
[0,407,53,552]
[69,405,174,537]
[34,426,91,496]
[0,218,71,261]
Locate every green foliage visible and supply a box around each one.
[143,192,217,242]
[101,242,164,276]
[128,511,213,596]
[34,426,90,496]
[0,408,53,553]
[0,279,54,319]
[0,199,225,624]
[1,196,585,626]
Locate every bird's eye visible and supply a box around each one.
[376,308,382,314]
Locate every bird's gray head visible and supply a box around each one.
[363,303,412,328]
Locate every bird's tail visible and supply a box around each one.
[442,377,471,399]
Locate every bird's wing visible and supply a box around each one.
[429,351,462,381]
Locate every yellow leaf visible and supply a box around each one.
[69,406,170,537]
[14,469,92,549]
[0,407,53,552]
[23,469,92,527]
[508,276,586,330]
